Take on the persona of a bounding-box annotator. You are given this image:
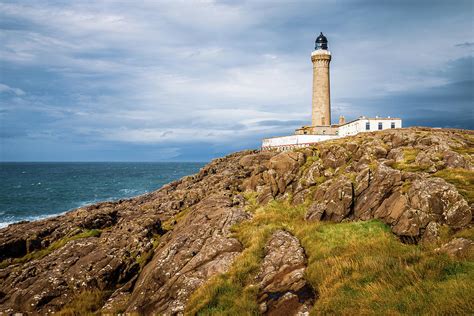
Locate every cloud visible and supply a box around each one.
[455,42,474,48]
[0,0,472,161]
[0,83,25,96]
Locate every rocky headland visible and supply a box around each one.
[0,127,473,315]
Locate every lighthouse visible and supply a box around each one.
[311,32,331,126]
[261,32,402,151]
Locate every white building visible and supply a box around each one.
[338,117,402,137]
[261,117,403,151]
[261,134,338,151]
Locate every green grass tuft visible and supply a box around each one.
[56,290,112,315]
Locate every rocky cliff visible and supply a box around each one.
[0,127,473,315]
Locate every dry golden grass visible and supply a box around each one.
[185,200,474,315]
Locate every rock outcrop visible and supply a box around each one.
[256,230,314,315]
[0,127,472,314]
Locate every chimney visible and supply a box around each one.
[339,115,346,125]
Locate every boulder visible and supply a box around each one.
[256,230,315,315]
[436,238,474,259]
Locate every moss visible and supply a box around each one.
[314,175,326,185]
[368,160,379,172]
[162,208,191,231]
[0,229,102,269]
[56,290,112,316]
[401,180,412,194]
[434,168,474,204]
[133,233,161,270]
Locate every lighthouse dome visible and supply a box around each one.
[315,32,328,50]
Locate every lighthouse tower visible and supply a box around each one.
[311,32,331,126]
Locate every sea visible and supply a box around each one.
[0,162,205,228]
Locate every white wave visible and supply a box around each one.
[0,212,67,229]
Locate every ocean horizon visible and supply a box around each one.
[0,162,206,228]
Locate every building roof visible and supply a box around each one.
[339,117,402,127]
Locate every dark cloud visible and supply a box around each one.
[340,57,474,130]
[455,42,474,48]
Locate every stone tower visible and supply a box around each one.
[311,32,331,126]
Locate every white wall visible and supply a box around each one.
[338,119,402,137]
[262,134,339,149]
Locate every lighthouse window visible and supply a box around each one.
[378,122,383,130]
[365,122,370,130]
[391,122,395,129]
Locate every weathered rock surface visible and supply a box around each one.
[256,230,314,316]
[0,128,472,314]
[124,195,248,315]
[436,238,474,259]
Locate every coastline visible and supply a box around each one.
[0,162,205,229]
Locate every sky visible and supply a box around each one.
[0,0,473,162]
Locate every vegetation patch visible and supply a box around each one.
[453,226,474,241]
[452,146,474,156]
[301,154,320,173]
[56,290,112,316]
[185,199,474,315]
[401,179,412,194]
[162,208,191,231]
[243,191,259,214]
[434,168,474,204]
[0,229,102,269]
[134,234,161,270]
[185,201,307,315]
[391,148,431,172]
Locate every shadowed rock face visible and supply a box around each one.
[0,127,472,314]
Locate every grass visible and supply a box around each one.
[297,221,473,315]
[391,148,431,172]
[301,154,320,173]
[185,200,474,315]
[0,229,101,269]
[243,191,259,214]
[453,226,474,241]
[452,146,474,156]
[56,290,112,316]
[185,201,307,315]
[434,168,474,205]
